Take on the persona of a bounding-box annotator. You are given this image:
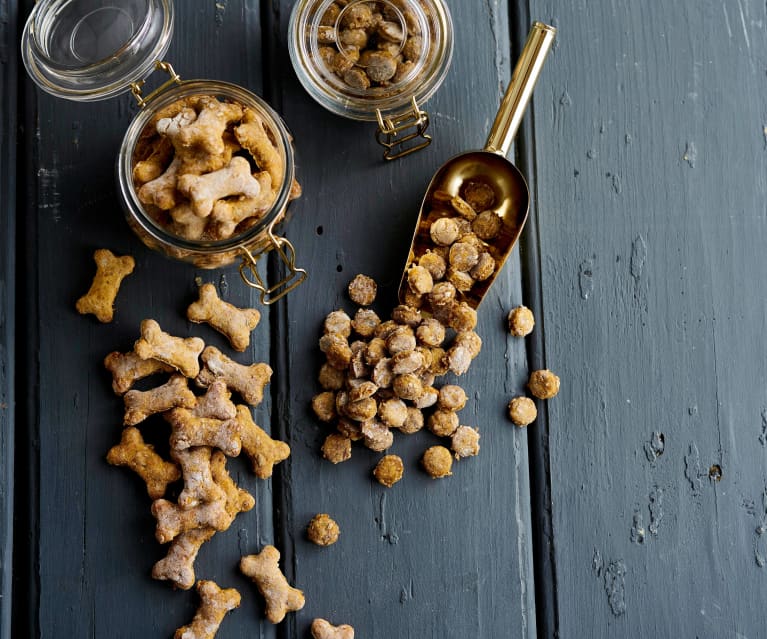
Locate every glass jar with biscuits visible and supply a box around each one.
[21,0,306,304]
[288,0,454,160]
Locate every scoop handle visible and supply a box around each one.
[485,21,557,157]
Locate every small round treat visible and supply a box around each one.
[421,445,453,478]
[352,307,381,337]
[344,396,378,421]
[391,350,424,374]
[430,217,460,246]
[450,195,477,221]
[429,281,457,307]
[402,35,422,61]
[438,385,467,411]
[461,180,496,211]
[427,409,460,437]
[373,454,404,488]
[508,396,537,427]
[418,251,447,280]
[413,385,439,409]
[311,391,337,422]
[318,362,345,390]
[408,265,434,295]
[449,242,480,272]
[392,373,423,401]
[399,406,424,434]
[378,398,408,428]
[324,309,352,337]
[348,274,377,306]
[340,29,369,49]
[402,287,424,308]
[322,433,352,463]
[371,357,394,388]
[348,380,378,402]
[319,333,353,370]
[508,306,535,337]
[337,416,363,441]
[445,345,472,376]
[472,210,503,241]
[341,2,374,29]
[320,2,340,25]
[528,369,560,399]
[386,326,417,354]
[453,331,482,359]
[361,419,394,452]
[307,513,340,546]
[415,317,445,346]
[470,252,496,281]
[448,302,477,332]
[364,337,387,366]
[359,50,397,82]
[374,319,399,340]
[451,426,480,458]
[392,304,422,327]
[446,268,475,293]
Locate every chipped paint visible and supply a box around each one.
[649,486,663,536]
[578,258,594,300]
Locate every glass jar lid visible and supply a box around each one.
[289,0,453,121]
[21,0,174,101]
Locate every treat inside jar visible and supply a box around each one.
[131,94,296,243]
[313,0,429,92]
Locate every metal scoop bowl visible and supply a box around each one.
[398,22,556,310]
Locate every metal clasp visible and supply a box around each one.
[130,61,182,109]
[238,228,307,304]
[375,96,432,161]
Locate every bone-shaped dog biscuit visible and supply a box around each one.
[174,580,240,639]
[135,319,205,379]
[240,545,305,624]
[104,350,174,395]
[138,155,182,210]
[152,452,254,589]
[133,136,174,184]
[234,107,284,188]
[209,171,274,240]
[106,427,181,500]
[196,346,272,407]
[123,373,196,426]
[152,497,230,544]
[167,408,242,457]
[311,619,355,639]
[178,133,240,175]
[76,249,135,323]
[192,380,237,420]
[172,446,226,509]
[177,156,262,218]
[169,203,208,241]
[231,404,290,479]
[156,107,198,139]
[152,527,215,590]
[187,283,261,352]
[172,97,243,156]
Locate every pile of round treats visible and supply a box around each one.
[312,273,484,484]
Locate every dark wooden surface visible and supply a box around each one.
[4,0,767,637]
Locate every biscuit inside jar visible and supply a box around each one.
[312,0,428,92]
[131,94,295,243]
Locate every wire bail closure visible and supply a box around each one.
[238,227,307,304]
[375,96,432,161]
[130,60,182,109]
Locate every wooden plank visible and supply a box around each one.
[18,2,280,637]
[272,1,537,637]
[0,1,16,637]
[527,0,767,635]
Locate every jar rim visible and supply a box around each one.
[118,79,296,256]
[289,0,453,122]
[21,0,175,101]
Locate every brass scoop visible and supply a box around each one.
[398,22,556,309]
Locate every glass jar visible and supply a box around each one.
[289,0,453,160]
[21,0,306,303]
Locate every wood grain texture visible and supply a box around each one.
[18,2,278,637]
[528,0,767,635]
[271,1,537,637]
[0,1,16,637]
